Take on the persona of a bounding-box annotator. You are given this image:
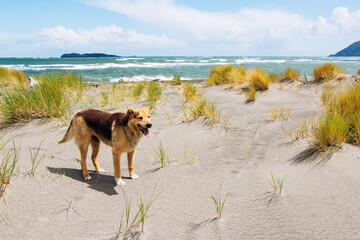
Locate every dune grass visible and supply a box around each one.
[246,68,272,91]
[206,65,234,85]
[270,105,292,120]
[147,81,163,111]
[313,62,345,81]
[228,66,247,84]
[267,173,286,195]
[188,96,222,125]
[171,75,182,85]
[0,142,19,199]
[0,72,85,123]
[311,83,360,150]
[0,66,27,88]
[280,68,300,81]
[182,82,197,102]
[155,140,168,168]
[210,182,229,219]
[131,81,146,101]
[116,186,161,238]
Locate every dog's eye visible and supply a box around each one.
[148,116,150,118]
[138,117,143,120]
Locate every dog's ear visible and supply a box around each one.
[126,108,134,118]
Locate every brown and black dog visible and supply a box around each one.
[58,108,152,186]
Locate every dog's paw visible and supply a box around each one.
[97,167,106,173]
[130,174,139,180]
[115,177,126,186]
[84,175,92,181]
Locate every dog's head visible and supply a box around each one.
[126,108,152,137]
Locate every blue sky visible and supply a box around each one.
[1,0,360,57]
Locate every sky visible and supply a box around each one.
[1,0,360,57]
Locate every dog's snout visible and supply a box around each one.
[146,123,152,128]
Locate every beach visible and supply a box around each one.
[1,77,360,239]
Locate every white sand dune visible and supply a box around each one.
[1,82,360,239]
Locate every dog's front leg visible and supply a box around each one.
[113,148,125,186]
[127,150,139,179]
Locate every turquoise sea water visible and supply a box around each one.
[1,56,360,82]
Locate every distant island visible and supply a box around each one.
[330,41,360,57]
[61,53,119,58]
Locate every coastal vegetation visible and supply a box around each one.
[280,68,300,81]
[0,66,27,88]
[0,73,84,123]
[313,62,344,81]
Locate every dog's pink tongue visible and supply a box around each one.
[144,129,151,138]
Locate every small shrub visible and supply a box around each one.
[311,112,349,151]
[0,67,27,88]
[245,86,256,102]
[281,68,300,81]
[147,81,162,110]
[313,62,344,81]
[182,82,197,101]
[131,81,146,100]
[206,65,233,85]
[0,73,84,123]
[246,68,271,91]
[171,75,182,85]
[228,66,247,84]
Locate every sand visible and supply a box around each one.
[1,81,360,240]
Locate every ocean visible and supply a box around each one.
[1,56,360,82]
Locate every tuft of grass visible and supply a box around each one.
[131,81,146,101]
[58,199,82,220]
[188,96,222,125]
[280,68,300,81]
[270,105,292,120]
[228,66,247,84]
[155,140,168,168]
[246,68,271,91]
[312,83,360,150]
[182,82,197,102]
[356,69,360,76]
[311,112,349,151]
[0,142,19,199]
[210,182,229,219]
[116,186,161,238]
[267,173,286,195]
[245,86,257,102]
[206,65,233,85]
[0,67,27,88]
[0,72,85,123]
[313,62,345,81]
[269,73,280,82]
[137,184,162,233]
[171,75,182,85]
[147,81,163,111]
[26,139,45,177]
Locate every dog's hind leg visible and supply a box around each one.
[79,141,92,180]
[90,136,105,173]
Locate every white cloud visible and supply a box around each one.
[312,7,360,36]
[85,0,312,42]
[0,25,183,52]
[83,0,360,55]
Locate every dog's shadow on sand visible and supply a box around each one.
[46,167,126,196]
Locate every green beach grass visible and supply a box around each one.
[0,72,85,123]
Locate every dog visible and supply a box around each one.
[58,108,152,186]
[28,76,39,87]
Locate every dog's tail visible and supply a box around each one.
[58,120,74,144]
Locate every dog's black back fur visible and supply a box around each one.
[76,109,129,141]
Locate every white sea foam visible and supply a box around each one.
[235,58,286,64]
[166,59,186,62]
[110,75,193,83]
[116,58,144,61]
